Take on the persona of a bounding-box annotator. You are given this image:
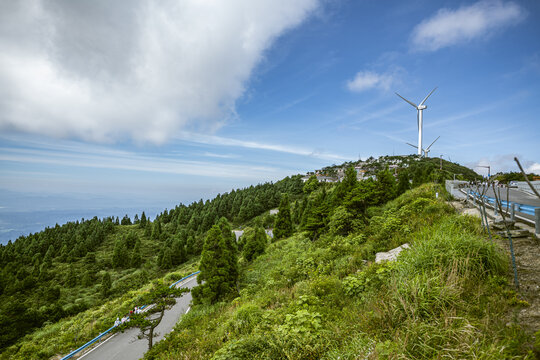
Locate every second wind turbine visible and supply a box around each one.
[396,87,437,156]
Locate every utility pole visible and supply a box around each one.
[476,165,491,179]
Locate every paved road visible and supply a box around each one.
[80,276,199,360]
[465,186,540,221]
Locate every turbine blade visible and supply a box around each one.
[425,136,440,151]
[419,87,437,106]
[406,142,418,149]
[395,92,417,108]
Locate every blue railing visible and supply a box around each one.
[59,270,200,360]
[468,190,539,216]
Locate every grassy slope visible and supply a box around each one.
[145,184,532,359]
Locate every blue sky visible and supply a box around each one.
[1,0,539,223]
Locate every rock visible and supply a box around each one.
[463,208,481,218]
[375,243,410,263]
[496,229,530,238]
[491,219,515,230]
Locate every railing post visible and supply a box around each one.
[534,208,540,237]
[493,198,498,215]
[510,203,515,222]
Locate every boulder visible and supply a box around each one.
[375,243,410,263]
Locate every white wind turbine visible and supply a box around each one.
[396,87,437,156]
[406,135,440,158]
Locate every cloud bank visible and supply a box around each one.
[0,0,319,143]
[347,71,397,92]
[411,0,526,52]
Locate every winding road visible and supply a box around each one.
[79,275,198,360]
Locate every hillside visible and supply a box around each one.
[143,183,534,359]
[0,176,303,354]
[1,161,537,359]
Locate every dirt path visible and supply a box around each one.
[451,200,540,336]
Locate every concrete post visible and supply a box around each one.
[534,208,540,237]
[493,199,498,215]
[510,203,515,222]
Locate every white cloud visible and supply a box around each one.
[175,132,349,162]
[347,71,396,92]
[467,154,540,175]
[527,163,540,175]
[411,0,526,52]
[0,0,319,143]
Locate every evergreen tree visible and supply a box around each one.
[375,167,397,204]
[242,226,267,262]
[131,238,143,268]
[274,193,293,240]
[217,217,238,285]
[140,211,147,228]
[171,238,187,266]
[144,221,152,237]
[151,221,162,241]
[192,224,237,304]
[65,265,77,288]
[303,174,319,194]
[82,271,93,287]
[112,238,127,269]
[134,214,140,224]
[101,272,111,298]
[160,247,173,270]
[304,189,330,240]
[125,231,137,249]
[397,171,410,195]
[121,214,132,225]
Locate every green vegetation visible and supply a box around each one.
[1,157,535,359]
[0,176,303,354]
[145,184,532,359]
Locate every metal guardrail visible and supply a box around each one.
[59,270,200,360]
[468,190,539,216]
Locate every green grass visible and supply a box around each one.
[143,184,532,359]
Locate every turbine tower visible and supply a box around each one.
[396,87,437,156]
[406,135,440,158]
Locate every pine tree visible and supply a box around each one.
[171,238,187,266]
[101,272,111,298]
[304,189,330,240]
[65,265,77,288]
[242,226,267,262]
[140,211,147,228]
[131,238,143,268]
[192,224,236,304]
[151,221,162,241]
[217,217,238,288]
[112,238,127,269]
[144,221,152,237]
[274,194,293,240]
[397,171,410,195]
[160,247,173,270]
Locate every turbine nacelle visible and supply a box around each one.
[417,105,427,110]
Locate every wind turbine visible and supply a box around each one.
[406,136,440,158]
[396,87,437,156]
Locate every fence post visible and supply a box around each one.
[510,203,515,222]
[534,208,540,237]
[493,197,498,216]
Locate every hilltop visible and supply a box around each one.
[1,158,537,359]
